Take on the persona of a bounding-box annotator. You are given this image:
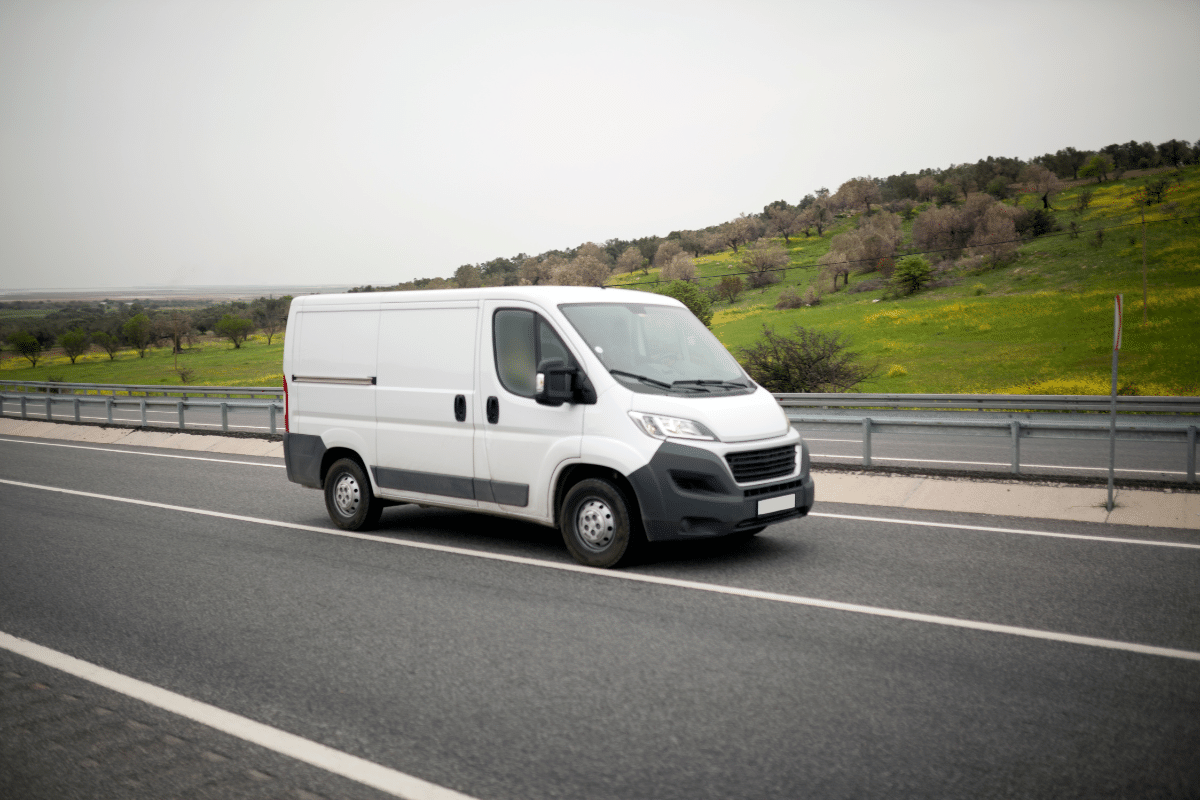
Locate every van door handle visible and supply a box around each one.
[486,396,499,424]
[454,395,466,422]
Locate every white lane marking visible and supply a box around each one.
[812,452,1185,476]
[0,632,477,800]
[810,512,1200,550]
[3,477,1199,663]
[0,437,285,467]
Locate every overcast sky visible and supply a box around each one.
[1,0,1197,292]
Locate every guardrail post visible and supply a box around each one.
[269,403,277,435]
[177,400,185,430]
[73,396,80,423]
[862,417,872,467]
[220,402,229,432]
[105,397,113,424]
[140,398,147,427]
[1010,421,1021,475]
[20,395,27,420]
[45,395,52,421]
[1188,426,1196,485]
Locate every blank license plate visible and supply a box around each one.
[757,494,796,516]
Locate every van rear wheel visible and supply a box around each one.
[560,478,637,568]
[324,458,383,531]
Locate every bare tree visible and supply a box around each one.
[742,238,788,289]
[911,204,974,261]
[653,239,684,270]
[818,212,902,286]
[967,203,1020,262]
[717,214,761,254]
[765,205,804,244]
[518,256,556,285]
[1021,163,1064,210]
[554,243,612,287]
[660,252,696,283]
[915,176,937,202]
[616,246,644,274]
[835,177,883,215]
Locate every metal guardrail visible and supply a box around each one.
[776,392,1200,415]
[1,382,1196,481]
[786,412,1197,484]
[1,391,283,434]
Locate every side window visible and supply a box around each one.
[493,309,574,397]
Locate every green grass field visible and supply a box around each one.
[0,334,285,388]
[3,168,1197,394]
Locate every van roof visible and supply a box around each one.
[292,285,687,309]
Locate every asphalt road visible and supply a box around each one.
[2,436,1198,800]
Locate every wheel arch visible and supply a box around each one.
[554,463,643,534]
[319,446,370,489]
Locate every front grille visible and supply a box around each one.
[725,445,795,483]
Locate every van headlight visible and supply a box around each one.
[629,412,717,441]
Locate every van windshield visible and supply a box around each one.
[559,302,753,395]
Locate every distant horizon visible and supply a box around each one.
[0,283,355,302]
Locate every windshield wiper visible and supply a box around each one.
[608,370,672,390]
[670,378,751,390]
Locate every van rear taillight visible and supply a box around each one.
[283,375,289,433]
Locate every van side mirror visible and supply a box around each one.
[536,358,575,406]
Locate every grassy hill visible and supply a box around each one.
[3,167,1197,395]
[616,166,1200,395]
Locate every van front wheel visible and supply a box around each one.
[324,458,383,531]
[560,478,637,568]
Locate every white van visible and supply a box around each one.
[282,286,814,567]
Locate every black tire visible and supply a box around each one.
[324,458,384,531]
[560,478,638,568]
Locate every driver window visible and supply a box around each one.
[494,309,574,397]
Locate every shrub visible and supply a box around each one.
[1014,208,1059,239]
[891,256,932,296]
[774,288,804,310]
[653,280,713,327]
[716,274,743,304]
[737,324,875,393]
[746,270,780,290]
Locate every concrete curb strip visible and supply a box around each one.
[815,471,1199,529]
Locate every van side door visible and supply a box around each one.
[373,302,480,507]
[477,301,586,523]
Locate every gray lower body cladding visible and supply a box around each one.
[628,440,814,542]
[284,432,326,489]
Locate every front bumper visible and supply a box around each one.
[627,440,815,542]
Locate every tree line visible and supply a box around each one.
[1,296,291,369]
